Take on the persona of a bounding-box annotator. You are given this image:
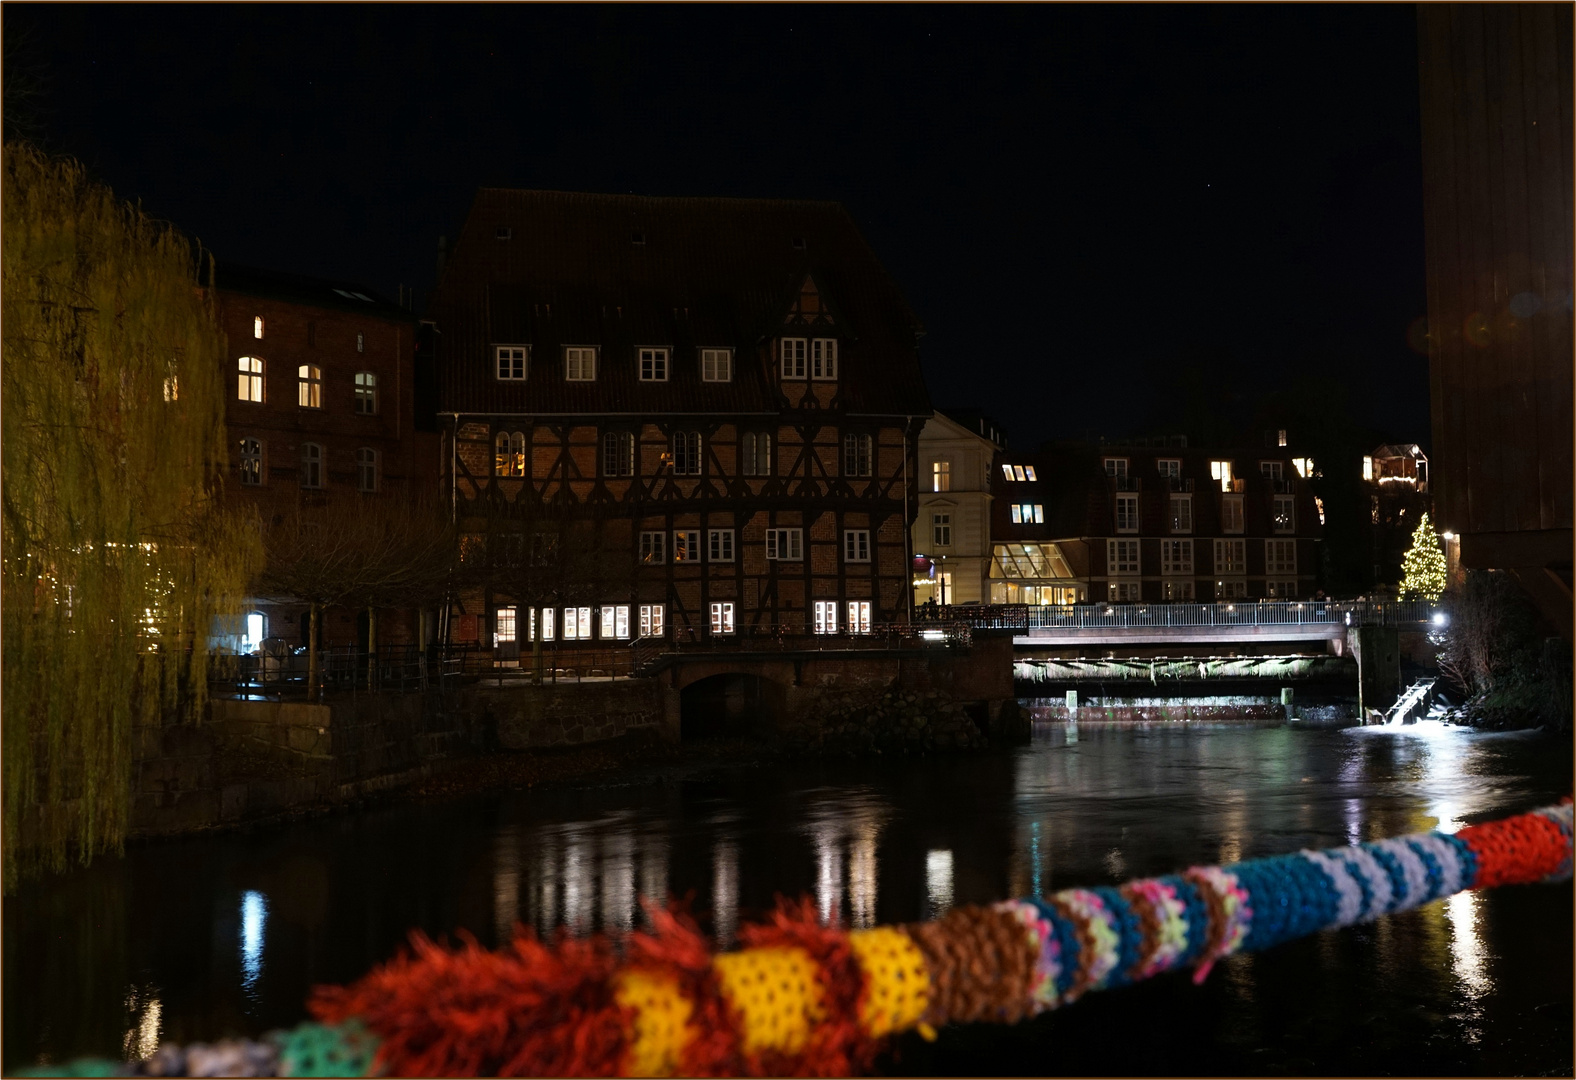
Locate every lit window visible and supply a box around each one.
[1266,539,1297,575]
[1107,539,1140,574]
[494,431,526,477]
[355,447,378,492]
[1013,465,1027,482]
[357,332,365,354]
[1161,539,1193,574]
[673,530,701,562]
[709,601,736,635]
[766,528,803,561]
[1211,460,1236,491]
[1162,579,1195,601]
[1362,456,1374,481]
[932,460,951,492]
[538,608,556,641]
[1277,429,1288,447]
[496,345,529,380]
[1293,457,1314,479]
[1222,494,1244,533]
[565,346,598,381]
[1315,495,1326,525]
[1214,539,1246,574]
[814,600,839,634]
[1104,458,1128,478]
[672,431,702,475]
[1267,579,1297,598]
[238,356,264,402]
[781,338,807,379]
[1273,495,1295,533]
[600,604,631,639]
[297,364,322,409]
[1024,466,1038,482]
[495,606,517,644]
[1215,579,1248,600]
[300,443,323,489]
[640,531,666,564]
[253,316,264,340]
[354,371,378,414]
[563,606,594,640]
[1169,494,1193,533]
[239,438,263,485]
[162,373,179,402]
[639,604,665,637]
[845,529,871,562]
[639,347,670,382]
[811,338,838,380]
[847,601,872,634]
[742,432,772,476]
[843,434,873,478]
[709,529,735,563]
[603,431,635,477]
[1116,494,1138,532]
[701,348,733,382]
[1002,463,1015,482]
[932,513,951,547]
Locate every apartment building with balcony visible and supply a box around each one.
[989,436,1322,604]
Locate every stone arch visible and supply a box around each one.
[679,672,785,740]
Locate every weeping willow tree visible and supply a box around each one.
[2,144,262,890]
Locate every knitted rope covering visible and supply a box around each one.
[25,799,1571,1078]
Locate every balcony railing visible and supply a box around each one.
[1112,476,1142,491]
[1013,599,1438,630]
[1163,477,1196,492]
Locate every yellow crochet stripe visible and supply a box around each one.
[848,927,931,1038]
[613,969,696,1078]
[711,945,826,1056]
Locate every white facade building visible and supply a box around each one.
[911,410,1004,607]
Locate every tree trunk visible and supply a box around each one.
[367,606,378,692]
[308,603,320,701]
[532,608,543,686]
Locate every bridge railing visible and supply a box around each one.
[1014,599,1439,631]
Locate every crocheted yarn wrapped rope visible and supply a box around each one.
[25,799,1571,1078]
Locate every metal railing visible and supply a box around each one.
[1013,599,1438,630]
[630,621,972,674]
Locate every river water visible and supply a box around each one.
[5,720,1571,1076]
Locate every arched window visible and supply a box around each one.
[244,611,266,651]
[494,431,526,477]
[671,431,702,476]
[300,443,323,488]
[297,364,322,408]
[253,316,264,340]
[354,371,377,414]
[356,447,378,492]
[238,356,264,402]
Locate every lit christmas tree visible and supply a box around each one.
[1400,511,1447,601]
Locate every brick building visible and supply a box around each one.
[214,265,437,650]
[989,436,1323,604]
[424,189,932,653]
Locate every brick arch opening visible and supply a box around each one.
[679,672,785,741]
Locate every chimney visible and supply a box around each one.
[436,235,448,277]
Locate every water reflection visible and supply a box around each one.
[1446,889,1491,1002]
[493,826,521,942]
[925,850,955,919]
[121,986,161,1062]
[712,838,739,946]
[238,891,267,996]
[601,829,635,934]
[804,792,890,926]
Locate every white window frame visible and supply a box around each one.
[1273,495,1295,533]
[811,338,838,380]
[781,338,807,379]
[600,604,631,640]
[603,431,635,478]
[639,604,666,638]
[844,529,871,563]
[709,601,736,636]
[253,316,264,340]
[1104,457,1129,478]
[1161,539,1193,575]
[1108,580,1142,603]
[843,433,873,478]
[814,600,839,635]
[708,529,735,563]
[673,530,701,563]
[742,432,771,477]
[354,371,378,414]
[701,347,733,382]
[1116,493,1139,533]
[496,345,529,381]
[1157,458,1181,478]
[931,512,951,548]
[565,346,598,381]
[1260,460,1284,480]
[1222,494,1245,534]
[1211,460,1236,491]
[639,347,670,382]
[1266,579,1298,599]
[1214,538,1246,575]
[640,531,666,564]
[495,606,517,645]
[847,601,872,634]
[238,356,264,403]
[1169,493,1193,534]
[672,431,702,476]
[538,607,556,641]
[1013,465,1027,482]
[1162,579,1195,601]
[355,447,378,493]
[766,528,803,561]
[562,606,594,640]
[1107,538,1140,575]
[300,443,323,489]
[1024,465,1038,481]
[297,363,322,409]
[494,430,526,477]
[239,438,264,485]
[932,460,951,492]
[1002,463,1016,482]
[1265,538,1297,575]
[1215,579,1248,600]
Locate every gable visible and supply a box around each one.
[783,274,837,328]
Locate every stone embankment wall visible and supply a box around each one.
[457,680,664,750]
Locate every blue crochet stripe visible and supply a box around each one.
[1441,831,1480,891]
[1364,842,1410,910]
[1230,852,1339,952]
[1404,838,1447,902]
[1088,887,1144,989]
[1026,896,1084,1001]
[1166,874,1212,968]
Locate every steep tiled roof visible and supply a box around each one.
[427,189,930,418]
[215,263,410,323]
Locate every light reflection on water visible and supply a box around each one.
[238,890,267,996]
[120,986,161,1062]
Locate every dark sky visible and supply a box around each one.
[9,4,1431,450]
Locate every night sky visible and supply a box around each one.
[8,4,1430,451]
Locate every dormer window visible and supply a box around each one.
[565,346,598,381]
[811,338,838,380]
[701,348,733,382]
[781,338,806,379]
[495,345,529,381]
[639,348,670,382]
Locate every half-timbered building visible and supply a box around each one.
[426,190,931,652]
